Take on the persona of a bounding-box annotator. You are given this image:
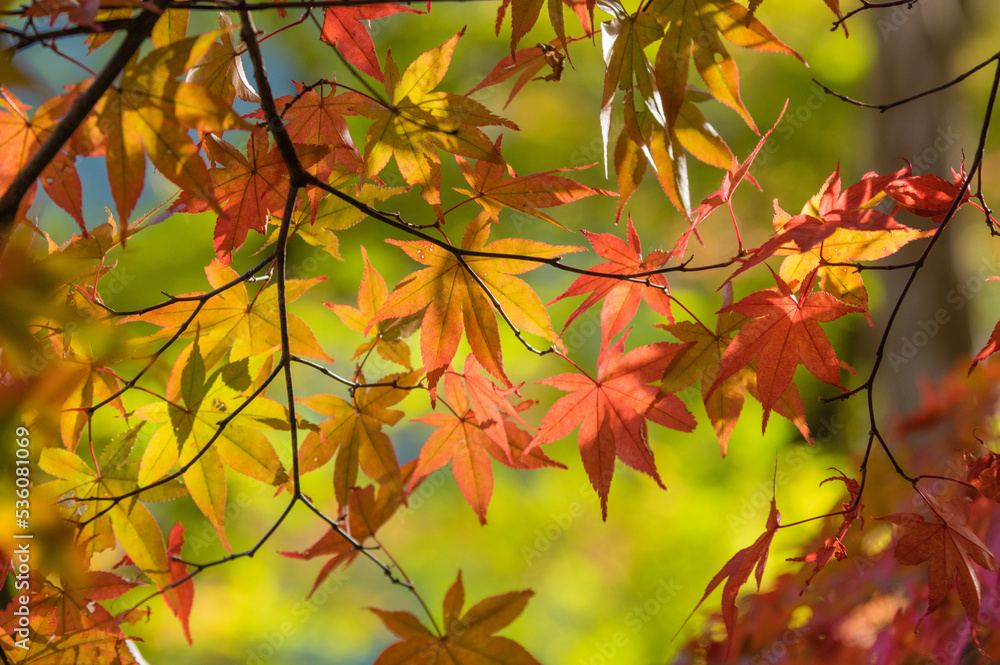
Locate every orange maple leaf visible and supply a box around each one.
[552,216,672,347]
[525,333,695,519]
[708,269,862,431]
[281,469,414,597]
[964,446,1000,503]
[0,87,85,231]
[297,370,421,508]
[371,215,581,388]
[454,137,611,227]
[410,359,562,524]
[370,571,540,665]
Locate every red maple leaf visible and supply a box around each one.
[878,496,1000,648]
[319,3,423,82]
[673,100,787,258]
[256,81,365,177]
[552,216,673,347]
[884,164,971,224]
[787,471,863,587]
[175,128,328,262]
[524,333,695,519]
[679,468,781,656]
[708,269,862,430]
[411,360,562,524]
[964,446,1000,503]
[970,279,1000,374]
[164,522,195,645]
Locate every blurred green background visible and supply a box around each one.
[12,0,1000,663]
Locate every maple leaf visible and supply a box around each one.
[151,9,191,49]
[184,12,259,106]
[370,571,540,665]
[660,285,814,454]
[133,338,291,548]
[884,165,971,224]
[467,37,586,108]
[253,81,365,187]
[354,29,518,205]
[371,215,582,387]
[660,297,746,456]
[459,354,537,460]
[680,468,780,656]
[878,496,1000,647]
[593,0,799,210]
[787,471,862,587]
[525,333,695,519]
[612,90,732,217]
[0,86,86,232]
[964,446,1000,503]
[48,333,128,452]
[674,100,787,258]
[598,0,661,129]
[708,269,862,431]
[726,165,922,293]
[320,3,422,81]
[410,358,561,524]
[326,245,413,370]
[125,261,332,367]
[298,370,421,507]
[454,137,612,227]
[281,465,416,597]
[552,216,673,347]
[971,309,1000,374]
[771,169,932,316]
[28,570,141,637]
[645,0,803,133]
[165,522,196,645]
[596,0,662,181]
[0,609,141,664]
[174,128,329,262]
[38,446,177,599]
[92,30,251,226]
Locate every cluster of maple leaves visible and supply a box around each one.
[4,0,1000,662]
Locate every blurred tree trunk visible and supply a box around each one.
[868,0,970,415]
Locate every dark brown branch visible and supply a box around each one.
[291,356,426,391]
[832,0,920,32]
[0,18,137,50]
[813,51,1000,113]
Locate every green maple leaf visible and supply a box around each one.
[133,338,290,549]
